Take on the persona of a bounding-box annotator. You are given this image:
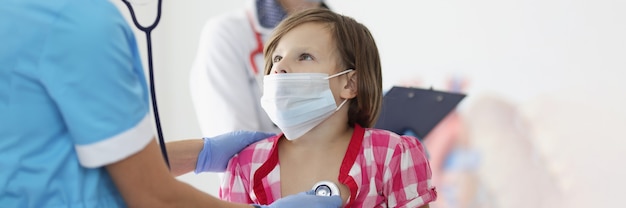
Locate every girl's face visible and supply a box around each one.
[270,22,355,109]
[270,22,341,75]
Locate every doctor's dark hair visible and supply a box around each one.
[263,8,382,128]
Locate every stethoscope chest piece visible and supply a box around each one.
[311,181,340,197]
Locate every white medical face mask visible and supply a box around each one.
[261,69,353,140]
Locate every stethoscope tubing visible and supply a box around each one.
[120,0,170,168]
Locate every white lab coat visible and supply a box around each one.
[189,1,280,137]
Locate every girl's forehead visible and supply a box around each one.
[284,22,331,40]
[276,23,334,50]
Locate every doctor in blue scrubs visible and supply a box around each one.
[0,0,341,207]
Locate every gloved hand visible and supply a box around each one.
[195,131,275,173]
[259,190,342,208]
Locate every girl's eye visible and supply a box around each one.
[273,55,282,63]
[299,53,313,61]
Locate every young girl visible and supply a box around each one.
[220,8,437,207]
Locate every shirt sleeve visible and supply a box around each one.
[220,154,254,203]
[40,1,153,168]
[384,135,438,207]
[189,13,268,137]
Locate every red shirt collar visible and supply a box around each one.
[253,124,365,206]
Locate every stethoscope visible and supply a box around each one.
[120,0,170,168]
[119,4,343,192]
[312,181,341,197]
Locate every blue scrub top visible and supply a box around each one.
[0,0,153,207]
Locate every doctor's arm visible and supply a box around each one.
[106,139,253,207]
[108,139,341,207]
[167,131,274,176]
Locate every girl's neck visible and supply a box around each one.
[281,115,352,149]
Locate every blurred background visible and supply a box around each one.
[112,0,626,207]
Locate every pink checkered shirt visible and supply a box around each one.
[219,124,437,207]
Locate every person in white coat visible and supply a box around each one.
[189,0,329,137]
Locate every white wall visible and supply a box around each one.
[113,0,626,204]
[327,0,626,105]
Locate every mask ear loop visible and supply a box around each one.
[327,69,354,111]
[325,69,354,80]
[335,99,349,111]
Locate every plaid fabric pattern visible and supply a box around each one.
[220,124,437,207]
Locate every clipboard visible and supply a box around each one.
[374,86,466,139]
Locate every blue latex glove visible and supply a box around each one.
[195,131,275,173]
[260,190,342,208]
